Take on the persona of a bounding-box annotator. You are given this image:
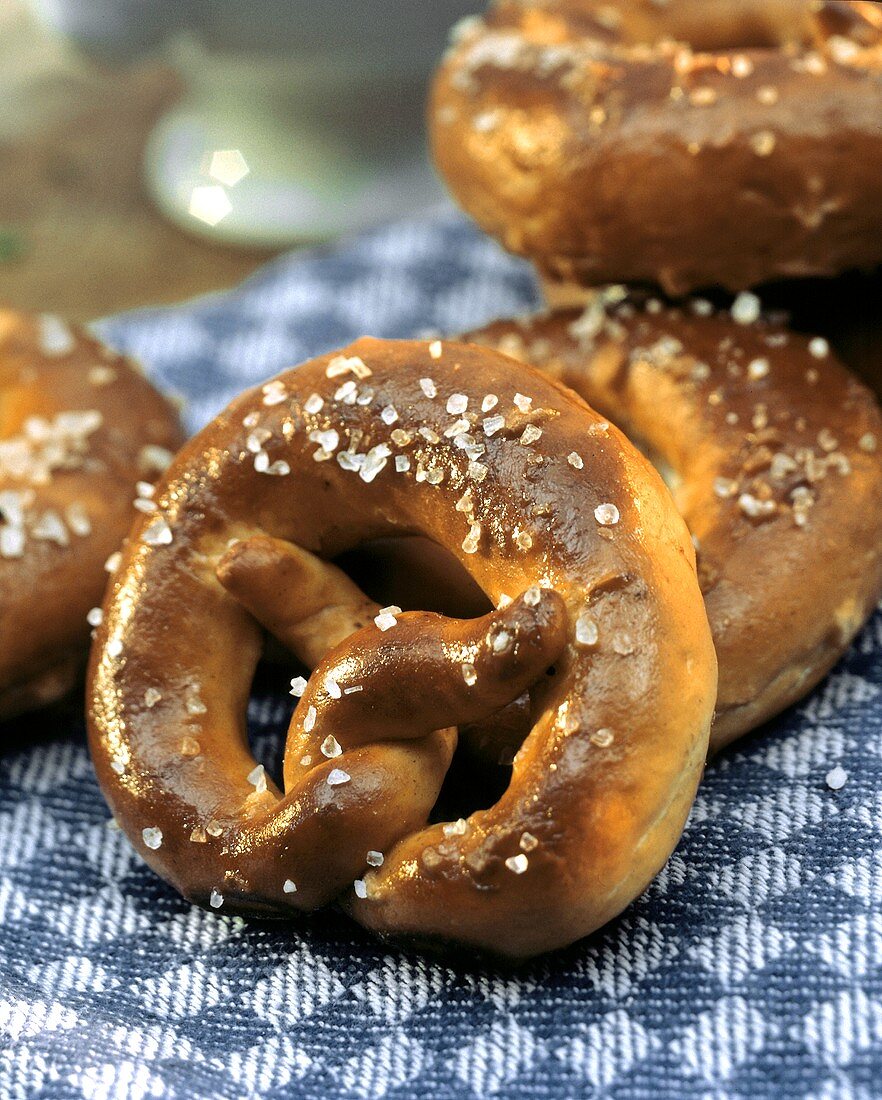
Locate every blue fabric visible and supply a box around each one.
[2,209,881,1100]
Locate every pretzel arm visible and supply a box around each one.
[217,534,379,667]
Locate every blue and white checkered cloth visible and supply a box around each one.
[2,208,881,1100]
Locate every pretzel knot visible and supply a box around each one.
[88,338,717,959]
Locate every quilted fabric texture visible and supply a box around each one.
[2,210,881,1100]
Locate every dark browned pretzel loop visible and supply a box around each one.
[88,338,717,959]
[432,0,882,295]
[0,310,182,719]
[465,293,882,752]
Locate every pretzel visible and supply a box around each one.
[465,292,882,752]
[87,338,717,959]
[0,310,182,720]
[432,0,882,296]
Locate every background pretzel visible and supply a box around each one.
[464,294,882,751]
[432,0,882,296]
[0,309,182,720]
[88,338,717,959]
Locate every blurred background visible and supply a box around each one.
[0,0,477,320]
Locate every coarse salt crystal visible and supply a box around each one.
[262,381,287,406]
[142,517,173,546]
[89,365,117,387]
[462,522,481,555]
[575,614,599,647]
[32,510,68,546]
[321,735,342,759]
[246,428,271,453]
[335,380,357,402]
[326,355,371,379]
[594,502,620,526]
[360,444,391,484]
[524,586,542,607]
[0,527,25,559]
[374,605,402,631]
[750,130,776,156]
[186,694,207,716]
[247,764,268,793]
[38,314,76,356]
[732,292,762,325]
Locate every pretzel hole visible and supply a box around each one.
[337,536,557,795]
[217,533,564,825]
[335,536,492,619]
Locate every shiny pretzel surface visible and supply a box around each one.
[466,294,882,751]
[0,310,183,719]
[432,0,882,295]
[87,338,717,959]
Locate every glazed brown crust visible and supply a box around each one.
[87,337,717,960]
[465,295,882,750]
[432,0,882,295]
[0,310,183,720]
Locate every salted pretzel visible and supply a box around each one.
[87,338,717,959]
[464,292,882,752]
[0,309,182,720]
[432,0,882,296]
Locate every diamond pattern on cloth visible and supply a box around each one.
[1,207,880,1099]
